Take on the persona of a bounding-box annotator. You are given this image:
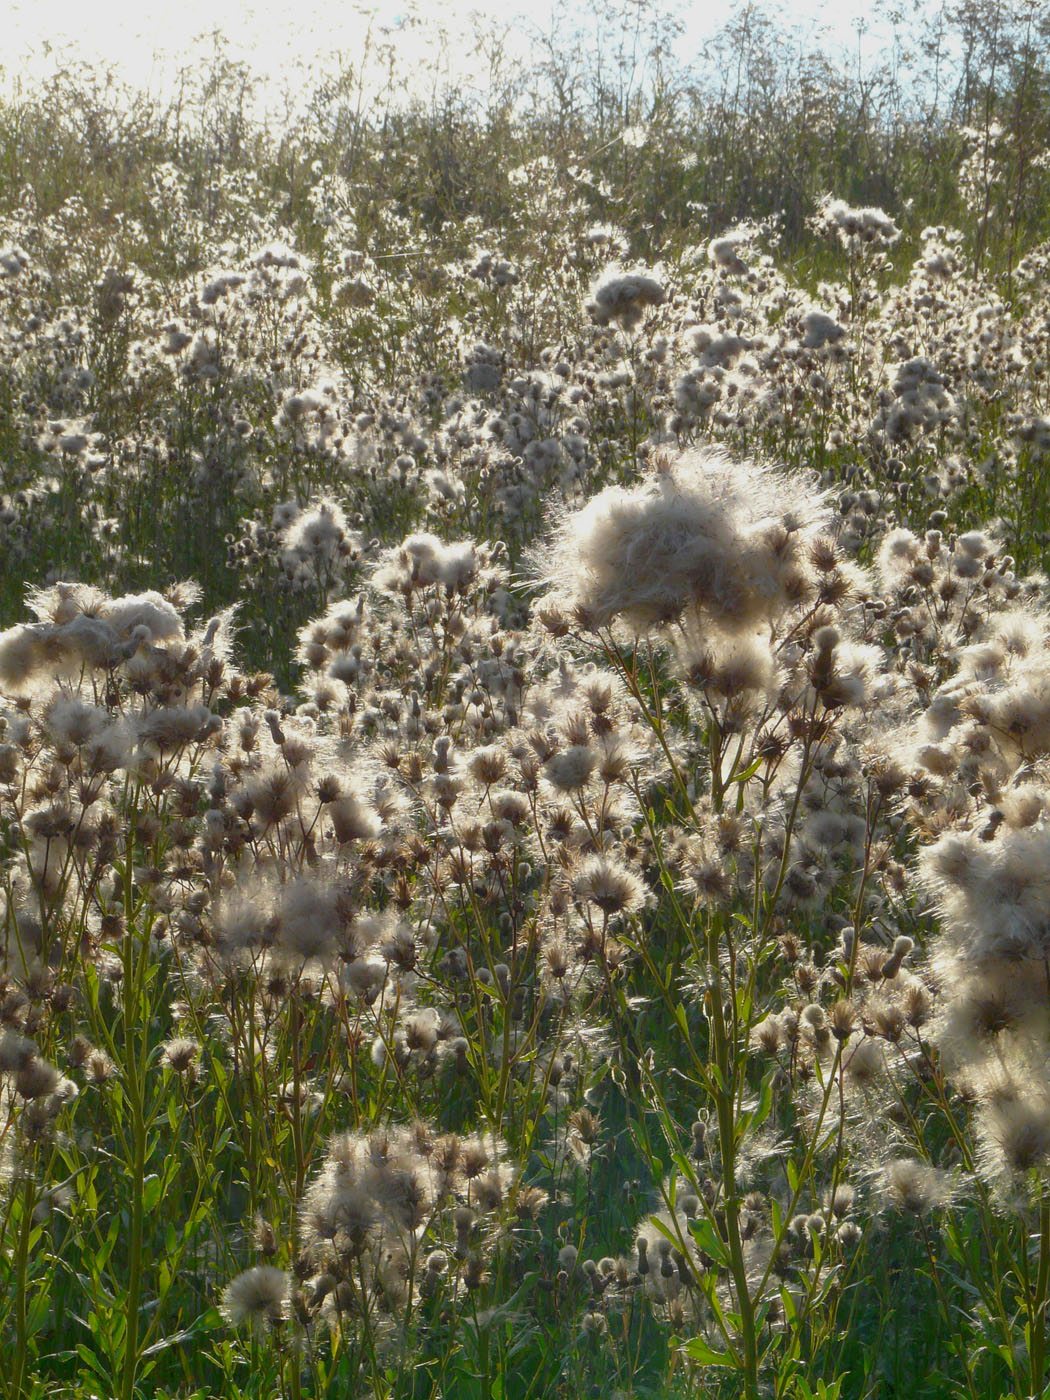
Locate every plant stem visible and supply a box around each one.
[705,912,759,1399]
[119,1099,147,1400]
[9,1176,36,1400]
[1030,1193,1050,1398]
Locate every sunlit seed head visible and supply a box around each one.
[880,1159,957,1215]
[220,1266,289,1330]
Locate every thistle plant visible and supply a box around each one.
[4,14,1050,1396]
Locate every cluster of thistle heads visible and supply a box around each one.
[3,161,1050,1372]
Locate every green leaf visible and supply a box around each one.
[82,1171,98,1214]
[730,755,765,784]
[76,1342,110,1381]
[770,1197,784,1240]
[681,1336,736,1368]
[142,1326,204,1358]
[740,1072,775,1136]
[688,1215,730,1267]
[95,1215,121,1272]
[141,1174,163,1214]
[198,1307,223,1332]
[26,1284,51,1337]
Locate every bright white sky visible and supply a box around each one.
[5,0,902,112]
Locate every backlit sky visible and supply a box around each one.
[6,0,904,112]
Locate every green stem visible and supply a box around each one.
[119,1101,147,1400]
[119,828,149,1400]
[1030,1193,1050,1397]
[9,1177,36,1400]
[705,912,760,1399]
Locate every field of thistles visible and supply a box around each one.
[5,5,1050,1397]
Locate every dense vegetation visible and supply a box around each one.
[5,2,1050,1397]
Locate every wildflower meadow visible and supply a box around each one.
[6,2,1050,1396]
